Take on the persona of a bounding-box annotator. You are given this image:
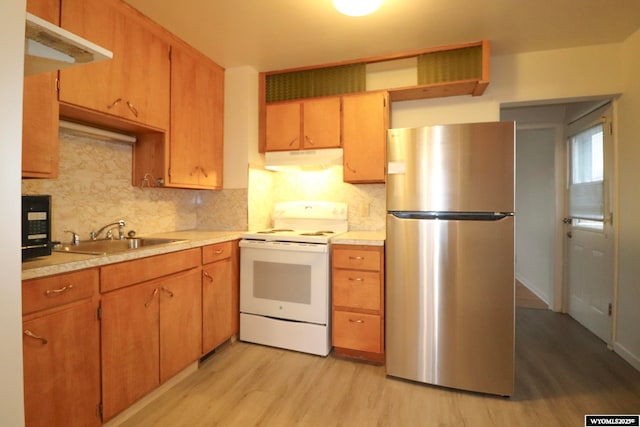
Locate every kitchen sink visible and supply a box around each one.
[54,238,189,255]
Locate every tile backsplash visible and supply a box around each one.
[22,133,247,243]
[248,165,385,231]
[22,132,384,242]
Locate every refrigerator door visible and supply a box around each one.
[387,122,515,213]
[385,213,515,396]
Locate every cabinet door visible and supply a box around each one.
[22,0,59,178]
[59,0,170,129]
[202,258,233,353]
[169,45,224,189]
[23,301,101,427]
[159,268,202,382]
[265,102,301,151]
[303,97,341,149]
[117,9,170,129]
[342,91,389,183]
[101,281,160,421]
[59,0,121,117]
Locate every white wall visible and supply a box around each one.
[224,66,258,189]
[1,0,26,425]
[513,127,557,305]
[615,28,640,370]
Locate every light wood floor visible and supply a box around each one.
[119,309,640,427]
[516,280,548,309]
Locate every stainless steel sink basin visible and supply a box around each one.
[54,238,188,255]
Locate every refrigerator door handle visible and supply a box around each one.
[390,211,514,221]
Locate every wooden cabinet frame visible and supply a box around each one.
[259,40,490,153]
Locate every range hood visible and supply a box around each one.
[264,148,344,171]
[24,12,113,76]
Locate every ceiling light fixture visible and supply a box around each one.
[333,0,383,17]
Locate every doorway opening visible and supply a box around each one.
[500,97,616,345]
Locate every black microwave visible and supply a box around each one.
[22,195,52,261]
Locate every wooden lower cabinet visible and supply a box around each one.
[331,244,385,363]
[101,280,160,420]
[100,249,202,421]
[22,269,101,427]
[23,242,239,423]
[160,268,203,382]
[202,240,239,353]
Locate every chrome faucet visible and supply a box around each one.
[90,220,126,240]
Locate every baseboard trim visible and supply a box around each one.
[103,361,199,426]
[613,341,640,372]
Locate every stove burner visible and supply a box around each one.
[257,229,294,234]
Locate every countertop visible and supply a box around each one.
[22,229,386,281]
[331,231,385,246]
[22,230,244,281]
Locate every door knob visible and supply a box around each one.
[567,231,572,238]
[563,217,572,224]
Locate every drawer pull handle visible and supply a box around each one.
[45,284,74,296]
[348,256,364,260]
[348,277,364,282]
[144,288,159,308]
[349,319,365,324]
[126,100,139,117]
[107,97,122,110]
[160,287,174,298]
[214,249,224,255]
[24,330,48,345]
[203,271,214,282]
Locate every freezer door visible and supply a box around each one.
[385,213,515,396]
[387,122,515,213]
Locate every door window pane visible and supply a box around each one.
[569,124,604,225]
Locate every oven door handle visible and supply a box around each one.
[239,239,328,253]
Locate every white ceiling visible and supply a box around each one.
[123,0,640,72]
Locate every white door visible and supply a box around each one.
[565,104,614,344]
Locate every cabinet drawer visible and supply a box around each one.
[333,310,381,353]
[333,269,381,311]
[332,247,382,271]
[202,241,232,264]
[22,268,99,315]
[101,248,200,292]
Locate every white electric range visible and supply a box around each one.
[239,201,348,356]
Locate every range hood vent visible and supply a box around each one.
[24,12,113,76]
[264,148,344,171]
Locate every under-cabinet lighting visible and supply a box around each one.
[59,120,137,144]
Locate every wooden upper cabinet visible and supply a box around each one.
[22,0,60,179]
[303,97,341,149]
[265,97,341,151]
[59,0,170,130]
[342,91,389,184]
[167,45,224,189]
[265,102,301,151]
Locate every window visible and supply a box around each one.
[569,123,604,230]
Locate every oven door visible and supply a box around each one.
[240,239,329,325]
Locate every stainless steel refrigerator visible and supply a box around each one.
[385,121,515,396]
